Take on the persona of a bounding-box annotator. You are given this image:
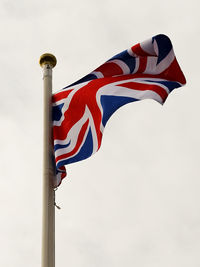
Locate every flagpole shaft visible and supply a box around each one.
[40,54,57,267]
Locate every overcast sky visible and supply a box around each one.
[0,0,200,266]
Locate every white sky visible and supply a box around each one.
[0,0,200,266]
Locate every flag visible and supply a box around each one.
[52,34,186,187]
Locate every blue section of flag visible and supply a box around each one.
[109,50,136,73]
[153,34,172,64]
[52,103,64,121]
[101,95,138,127]
[57,127,93,167]
[155,80,180,92]
[54,141,71,152]
[66,74,97,88]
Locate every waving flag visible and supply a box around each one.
[52,34,186,187]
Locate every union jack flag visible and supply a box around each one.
[52,34,186,187]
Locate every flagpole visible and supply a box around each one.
[39,53,57,267]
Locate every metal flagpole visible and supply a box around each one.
[39,53,57,267]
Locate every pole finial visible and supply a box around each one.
[39,53,57,68]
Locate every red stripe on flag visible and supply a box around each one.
[131,43,152,57]
[118,81,168,101]
[95,62,123,77]
[52,89,73,102]
[137,57,147,73]
[161,58,186,84]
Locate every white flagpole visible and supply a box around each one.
[39,53,57,267]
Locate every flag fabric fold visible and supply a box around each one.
[52,34,186,187]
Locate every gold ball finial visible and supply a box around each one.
[39,53,57,68]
